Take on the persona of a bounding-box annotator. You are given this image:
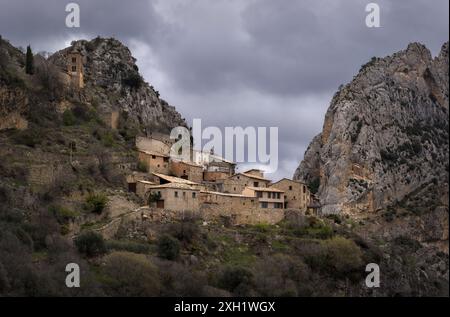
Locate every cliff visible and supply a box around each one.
[295,42,449,218]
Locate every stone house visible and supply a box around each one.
[138,150,170,174]
[170,160,204,183]
[198,191,284,225]
[242,187,285,209]
[270,178,311,211]
[146,183,200,212]
[203,161,235,182]
[136,180,157,200]
[221,173,271,194]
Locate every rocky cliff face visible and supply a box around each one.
[48,37,186,134]
[295,42,449,218]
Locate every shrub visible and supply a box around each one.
[49,205,79,224]
[168,220,199,244]
[157,235,180,261]
[217,266,254,295]
[122,72,143,90]
[323,236,363,274]
[84,193,108,215]
[102,252,160,296]
[75,231,107,257]
[62,110,77,126]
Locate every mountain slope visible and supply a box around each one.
[295,42,449,218]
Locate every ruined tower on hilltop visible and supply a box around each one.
[67,50,84,88]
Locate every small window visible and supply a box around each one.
[289,186,293,191]
[192,192,197,199]
[183,192,186,198]
[256,191,263,198]
[174,191,178,198]
[71,66,77,72]
[183,170,187,174]
[72,57,77,63]
[152,155,156,159]
[277,193,281,199]
[237,176,240,180]
[163,157,169,162]
[261,202,268,209]
[234,187,236,191]
[254,182,259,187]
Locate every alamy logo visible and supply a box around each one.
[65,263,80,288]
[365,263,380,288]
[65,3,80,28]
[365,3,381,28]
[170,119,279,173]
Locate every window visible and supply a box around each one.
[277,193,281,199]
[192,192,197,199]
[163,157,169,162]
[152,155,156,159]
[237,176,240,180]
[261,202,268,209]
[183,192,186,198]
[289,186,293,191]
[71,66,77,72]
[256,191,263,198]
[254,182,259,187]
[174,191,178,198]
[72,57,77,63]
[183,170,187,174]
[274,203,283,209]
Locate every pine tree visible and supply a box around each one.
[25,45,34,75]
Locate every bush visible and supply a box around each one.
[323,237,363,274]
[122,72,143,89]
[49,205,79,224]
[84,193,108,215]
[74,231,107,257]
[102,252,160,296]
[217,266,254,295]
[168,220,199,244]
[157,235,180,261]
[62,110,77,126]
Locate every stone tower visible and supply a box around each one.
[67,51,84,89]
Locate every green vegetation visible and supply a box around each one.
[157,235,180,261]
[84,193,108,215]
[25,45,34,75]
[75,231,107,257]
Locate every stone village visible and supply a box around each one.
[65,49,320,230]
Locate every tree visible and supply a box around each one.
[25,45,34,75]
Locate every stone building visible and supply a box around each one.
[242,169,265,178]
[138,150,170,174]
[146,183,200,212]
[199,191,284,225]
[170,160,204,183]
[242,187,285,209]
[221,173,271,194]
[270,178,311,211]
[67,51,84,89]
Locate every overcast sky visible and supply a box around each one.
[1,0,448,180]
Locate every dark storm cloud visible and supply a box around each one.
[0,0,448,179]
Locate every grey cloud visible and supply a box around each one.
[0,0,448,179]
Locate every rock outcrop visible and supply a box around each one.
[48,37,186,134]
[295,42,449,218]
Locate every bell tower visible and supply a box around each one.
[67,51,84,89]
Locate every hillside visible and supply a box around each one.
[0,37,448,297]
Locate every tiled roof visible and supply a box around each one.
[152,172,199,185]
[149,183,200,190]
